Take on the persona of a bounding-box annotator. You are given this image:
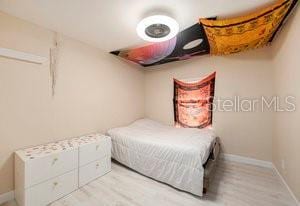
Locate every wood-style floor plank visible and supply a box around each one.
[3,160,297,206]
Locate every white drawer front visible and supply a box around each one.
[79,138,111,166]
[26,149,78,188]
[25,169,78,206]
[79,156,111,187]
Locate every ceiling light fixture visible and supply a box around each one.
[136,15,179,42]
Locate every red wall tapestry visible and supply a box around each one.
[173,72,216,129]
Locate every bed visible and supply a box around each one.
[107,118,220,196]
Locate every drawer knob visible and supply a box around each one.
[96,145,99,150]
[96,163,100,168]
[53,182,58,186]
[52,158,58,165]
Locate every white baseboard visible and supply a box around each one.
[0,191,14,205]
[273,164,299,206]
[221,153,273,168]
[221,153,299,205]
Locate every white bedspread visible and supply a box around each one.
[107,119,216,196]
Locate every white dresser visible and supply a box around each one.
[15,134,111,206]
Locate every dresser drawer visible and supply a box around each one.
[24,169,78,206]
[25,149,78,188]
[79,156,111,187]
[79,137,111,166]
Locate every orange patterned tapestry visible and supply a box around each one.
[200,0,296,55]
[173,72,216,129]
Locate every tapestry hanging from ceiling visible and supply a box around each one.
[110,23,210,67]
[199,0,298,55]
[173,72,216,129]
[110,0,298,67]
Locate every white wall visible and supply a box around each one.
[272,8,300,201]
[0,12,144,194]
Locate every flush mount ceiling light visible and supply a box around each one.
[136,15,179,42]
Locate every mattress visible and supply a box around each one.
[107,118,216,196]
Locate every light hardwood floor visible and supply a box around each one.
[3,160,297,206]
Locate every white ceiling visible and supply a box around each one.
[0,0,274,52]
